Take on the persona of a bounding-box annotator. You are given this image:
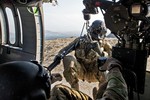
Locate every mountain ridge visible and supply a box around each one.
[44,30,116,40]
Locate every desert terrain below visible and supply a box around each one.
[42,37,150,99]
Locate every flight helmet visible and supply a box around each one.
[90,20,107,40]
[0,61,51,100]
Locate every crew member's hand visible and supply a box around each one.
[99,57,122,71]
[51,73,62,84]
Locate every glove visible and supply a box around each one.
[99,57,122,71]
[51,73,62,84]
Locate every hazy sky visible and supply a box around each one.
[43,0,104,33]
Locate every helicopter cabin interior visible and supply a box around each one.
[0,1,150,100]
[0,1,44,64]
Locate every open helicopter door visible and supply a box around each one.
[0,2,44,64]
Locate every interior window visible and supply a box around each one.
[0,7,6,44]
[5,7,16,44]
[17,8,23,45]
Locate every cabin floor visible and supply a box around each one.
[134,71,150,100]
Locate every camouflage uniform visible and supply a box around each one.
[50,67,128,100]
[50,84,92,100]
[58,35,112,90]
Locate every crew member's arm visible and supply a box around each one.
[102,67,128,100]
[92,41,104,56]
[103,41,112,56]
[98,58,128,100]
